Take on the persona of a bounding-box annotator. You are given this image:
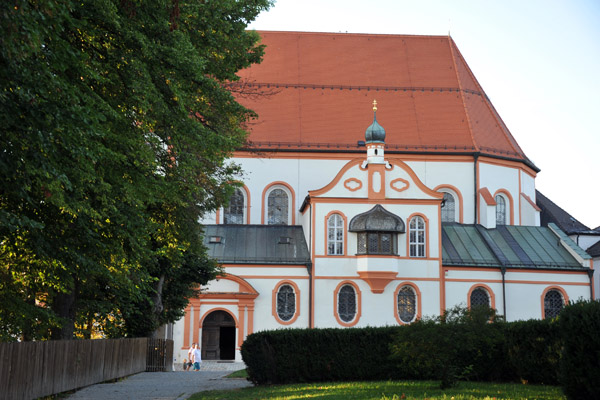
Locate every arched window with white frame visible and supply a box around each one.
[495,195,507,225]
[327,213,344,255]
[409,216,426,258]
[223,188,246,224]
[267,188,289,225]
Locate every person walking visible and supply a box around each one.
[186,343,195,371]
[191,343,202,371]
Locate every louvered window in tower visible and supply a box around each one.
[268,189,288,225]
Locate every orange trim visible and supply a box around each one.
[368,163,386,199]
[521,192,541,212]
[309,197,442,205]
[406,213,430,259]
[467,283,496,310]
[310,159,363,196]
[324,211,348,256]
[393,282,422,324]
[479,156,537,178]
[314,275,441,281]
[357,271,397,293]
[541,286,569,319]
[215,209,221,225]
[343,178,363,192]
[316,255,440,261]
[333,281,362,327]
[234,151,472,163]
[237,303,246,348]
[433,184,464,223]
[493,189,514,225]
[238,275,309,280]
[272,280,301,325]
[446,278,588,286]
[183,305,191,349]
[192,305,200,346]
[219,264,307,268]
[444,266,589,275]
[199,307,239,329]
[479,187,496,206]
[261,181,296,225]
[390,178,410,193]
[388,160,444,199]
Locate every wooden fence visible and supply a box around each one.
[0,338,173,400]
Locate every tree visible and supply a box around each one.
[0,0,271,340]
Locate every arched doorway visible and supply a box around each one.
[201,310,236,360]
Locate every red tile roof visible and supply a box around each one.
[235,31,534,168]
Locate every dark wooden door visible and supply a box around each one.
[201,310,236,360]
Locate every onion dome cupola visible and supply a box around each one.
[365,100,386,164]
[365,100,386,143]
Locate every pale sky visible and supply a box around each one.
[248,0,600,229]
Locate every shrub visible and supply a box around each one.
[390,306,506,388]
[241,326,400,384]
[558,299,600,400]
[504,318,561,384]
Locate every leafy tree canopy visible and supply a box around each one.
[0,0,271,340]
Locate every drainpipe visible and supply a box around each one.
[307,262,313,329]
[501,266,507,320]
[473,153,480,224]
[588,269,594,300]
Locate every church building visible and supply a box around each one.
[172,31,593,362]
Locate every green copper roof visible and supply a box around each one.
[442,224,586,270]
[204,225,310,265]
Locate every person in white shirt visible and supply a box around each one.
[191,343,202,371]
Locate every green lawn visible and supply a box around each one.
[190,379,565,400]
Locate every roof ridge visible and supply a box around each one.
[448,37,479,153]
[448,38,527,160]
[255,30,449,40]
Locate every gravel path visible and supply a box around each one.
[67,362,253,400]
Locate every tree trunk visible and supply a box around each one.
[50,278,78,340]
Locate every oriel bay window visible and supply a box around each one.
[349,204,405,255]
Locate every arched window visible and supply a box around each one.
[409,216,426,258]
[268,188,289,225]
[544,289,564,319]
[327,213,344,255]
[223,188,245,224]
[338,285,357,323]
[276,284,295,322]
[441,192,456,223]
[470,287,490,308]
[495,195,507,225]
[397,286,417,323]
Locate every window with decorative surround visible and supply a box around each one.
[267,188,289,225]
[276,284,295,322]
[223,188,245,224]
[397,286,417,323]
[544,289,564,319]
[495,195,507,226]
[441,192,456,223]
[409,216,426,258]
[327,213,344,255]
[337,285,357,323]
[470,287,490,308]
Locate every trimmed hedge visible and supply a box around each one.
[241,327,400,384]
[558,300,600,400]
[241,303,592,388]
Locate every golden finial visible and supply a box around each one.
[372,99,378,112]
